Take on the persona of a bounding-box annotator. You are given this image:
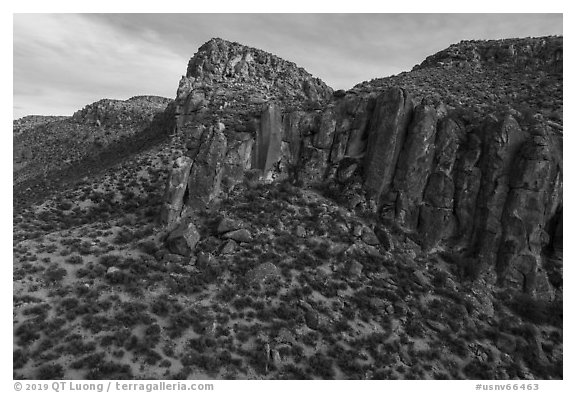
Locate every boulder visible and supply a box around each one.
[220,239,238,255]
[361,228,380,246]
[295,225,306,238]
[217,217,242,234]
[197,252,218,268]
[246,262,281,285]
[166,219,201,257]
[223,228,253,243]
[304,309,320,330]
[346,260,363,277]
[374,226,394,251]
[106,266,121,275]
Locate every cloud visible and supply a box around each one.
[13,14,186,118]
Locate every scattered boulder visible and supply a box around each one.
[197,252,218,268]
[106,266,121,275]
[271,349,282,366]
[162,253,189,265]
[496,333,517,354]
[217,217,242,234]
[374,226,394,251]
[399,346,413,366]
[223,228,253,243]
[295,225,306,238]
[220,239,238,254]
[426,320,446,332]
[414,270,430,287]
[246,262,281,285]
[352,225,363,237]
[304,309,320,330]
[346,260,363,277]
[166,219,201,257]
[361,228,380,246]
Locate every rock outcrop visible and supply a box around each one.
[161,37,562,299]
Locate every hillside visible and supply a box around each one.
[13,36,563,380]
[13,96,174,209]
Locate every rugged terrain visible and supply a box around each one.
[13,36,562,380]
[13,95,174,208]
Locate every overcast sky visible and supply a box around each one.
[13,13,562,119]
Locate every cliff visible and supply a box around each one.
[161,37,562,300]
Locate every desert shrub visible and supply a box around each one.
[65,255,83,265]
[442,252,484,282]
[23,303,50,318]
[86,361,133,379]
[113,228,135,245]
[431,269,449,287]
[43,265,67,283]
[138,240,158,255]
[99,254,122,268]
[76,241,93,255]
[308,353,335,379]
[463,359,496,379]
[13,349,28,369]
[58,201,73,211]
[508,294,562,328]
[405,319,426,338]
[37,363,64,379]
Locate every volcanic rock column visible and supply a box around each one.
[418,117,463,250]
[254,103,283,178]
[497,126,562,299]
[390,100,439,230]
[472,114,528,265]
[453,132,483,245]
[185,122,228,209]
[363,88,413,209]
[160,156,194,228]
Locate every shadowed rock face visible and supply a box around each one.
[363,88,414,204]
[161,37,562,299]
[497,127,562,298]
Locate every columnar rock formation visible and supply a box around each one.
[161,37,562,299]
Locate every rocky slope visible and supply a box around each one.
[13,96,174,208]
[13,115,70,136]
[162,37,562,301]
[13,36,562,380]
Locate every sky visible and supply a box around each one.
[13,13,563,119]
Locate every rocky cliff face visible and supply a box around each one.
[161,37,562,299]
